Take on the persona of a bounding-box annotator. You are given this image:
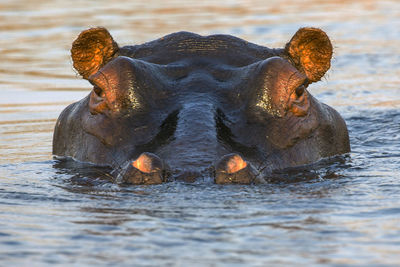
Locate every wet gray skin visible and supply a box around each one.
[53,27,350,184]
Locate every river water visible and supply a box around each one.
[1,0,400,266]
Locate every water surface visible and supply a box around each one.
[1,0,400,265]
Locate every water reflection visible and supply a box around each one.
[267,154,350,183]
[50,155,353,244]
[2,157,400,265]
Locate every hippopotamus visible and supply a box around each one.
[53,27,350,184]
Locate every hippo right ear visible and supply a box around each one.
[285,27,333,83]
[71,27,119,79]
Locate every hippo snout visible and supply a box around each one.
[116,152,257,185]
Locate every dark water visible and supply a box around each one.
[1,0,400,266]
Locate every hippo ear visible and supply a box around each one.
[285,27,333,83]
[71,27,119,79]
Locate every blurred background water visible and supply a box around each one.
[0,0,399,266]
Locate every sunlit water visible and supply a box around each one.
[1,0,400,266]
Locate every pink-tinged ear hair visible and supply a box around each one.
[285,27,333,83]
[71,27,119,79]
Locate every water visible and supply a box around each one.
[1,0,400,265]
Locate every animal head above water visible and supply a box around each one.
[53,27,350,184]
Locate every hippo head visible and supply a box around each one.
[53,27,350,184]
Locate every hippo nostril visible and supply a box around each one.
[132,152,163,174]
[215,153,255,184]
[216,153,247,174]
[116,152,165,185]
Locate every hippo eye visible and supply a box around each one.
[295,80,308,97]
[93,85,104,97]
[295,85,305,97]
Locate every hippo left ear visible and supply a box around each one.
[71,27,119,79]
[285,27,333,83]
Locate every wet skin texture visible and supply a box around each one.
[53,27,350,184]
